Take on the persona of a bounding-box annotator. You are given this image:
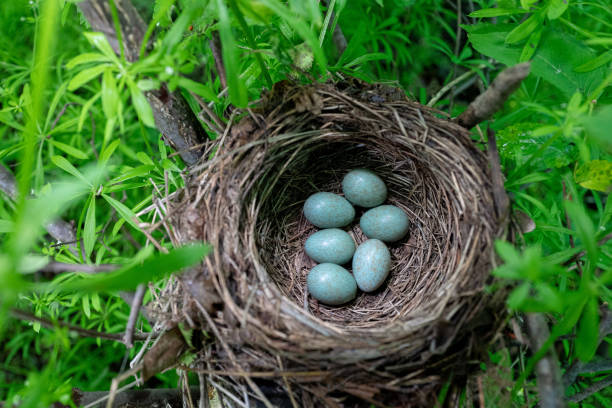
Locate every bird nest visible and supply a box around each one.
[161,79,507,407]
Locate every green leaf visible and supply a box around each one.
[495,240,520,264]
[102,193,140,230]
[575,50,612,73]
[575,160,612,193]
[497,123,576,169]
[161,6,200,52]
[53,243,211,292]
[51,156,92,186]
[102,69,119,119]
[466,24,607,97]
[136,152,155,166]
[50,140,88,160]
[547,0,569,20]
[137,79,160,91]
[469,8,527,17]
[83,32,119,62]
[108,165,155,184]
[564,200,598,266]
[583,106,612,153]
[83,195,96,259]
[505,14,541,44]
[576,297,599,362]
[66,52,111,69]
[82,294,91,318]
[68,64,109,91]
[78,92,101,132]
[99,139,120,166]
[177,77,218,101]
[342,52,389,68]
[0,220,14,233]
[519,27,542,62]
[127,80,155,127]
[216,0,248,107]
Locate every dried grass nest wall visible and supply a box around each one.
[170,80,505,405]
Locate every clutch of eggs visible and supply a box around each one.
[303,169,410,306]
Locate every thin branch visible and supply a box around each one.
[525,313,566,408]
[10,308,151,343]
[487,127,510,222]
[0,164,18,200]
[567,375,612,403]
[455,62,531,129]
[40,261,117,274]
[209,31,227,90]
[563,308,612,387]
[0,165,79,256]
[564,232,612,267]
[123,283,146,348]
[427,67,481,107]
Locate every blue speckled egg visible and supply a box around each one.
[305,228,355,264]
[303,192,355,228]
[352,239,391,292]
[307,263,357,305]
[360,205,410,242]
[342,169,387,208]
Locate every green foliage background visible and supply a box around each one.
[0,0,610,406]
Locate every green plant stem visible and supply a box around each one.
[108,0,126,62]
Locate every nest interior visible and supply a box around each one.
[168,79,505,406]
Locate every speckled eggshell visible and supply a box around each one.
[352,239,391,292]
[303,192,355,228]
[360,205,410,242]
[305,228,355,264]
[307,263,357,305]
[342,169,387,208]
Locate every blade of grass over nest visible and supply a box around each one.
[216,0,248,107]
[45,243,211,293]
[12,0,60,249]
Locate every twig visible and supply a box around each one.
[78,0,205,166]
[40,261,117,274]
[0,164,18,199]
[0,165,80,256]
[563,308,612,387]
[564,232,612,267]
[525,313,566,408]
[190,91,225,135]
[567,374,612,403]
[106,363,143,408]
[209,31,227,90]
[10,308,151,343]
[193,299,276,408]
[123,283,147,348]
[427,68,481,107]
[487,127,510,222]
[455,62,531,129]
[331,18,347,56]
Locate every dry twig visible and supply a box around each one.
[525,313,566,408]
[10,308,151,343]
[455,62,531,129]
